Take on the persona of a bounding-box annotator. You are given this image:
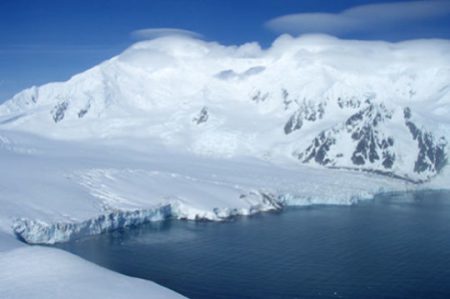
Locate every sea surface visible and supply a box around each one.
[56,191,450,298]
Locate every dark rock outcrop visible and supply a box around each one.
[404,108,447,174]
[251,90,269,103]
[346,103,395,169]
[294,102,447,180]
[51,101,69,123]
[284,110,303,134]
[284,101,325,135]
[193,107,209,124]
[78,103,91,118]
[296,101,396,171]
[297,131,336,165]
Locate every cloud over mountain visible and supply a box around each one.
[131,28,202,40]
[266,1,450,38]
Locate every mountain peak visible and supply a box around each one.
[0,36,448,181]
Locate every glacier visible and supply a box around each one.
[1,129,412,245]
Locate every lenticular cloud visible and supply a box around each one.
[131,28,203,40]
[266,0,450,37]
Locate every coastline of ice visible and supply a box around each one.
[12,185,390,245]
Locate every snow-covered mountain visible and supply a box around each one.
[1,34,449,182]
[1,34,449,299]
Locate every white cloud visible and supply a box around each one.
[131,28,202,40]
[266,1,450,37]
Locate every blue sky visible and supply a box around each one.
[0,0,449,102]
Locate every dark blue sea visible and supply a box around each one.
[56,191,450,299]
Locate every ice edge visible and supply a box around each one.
[10,189,381,245]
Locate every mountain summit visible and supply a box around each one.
[0,35,449,181]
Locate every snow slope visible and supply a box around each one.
[0,232,185,299]
[0,34,449,181]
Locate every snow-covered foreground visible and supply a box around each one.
[0,232,185,299]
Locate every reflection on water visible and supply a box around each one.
[56,191,450,299]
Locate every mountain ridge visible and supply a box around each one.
[0,34,449,182]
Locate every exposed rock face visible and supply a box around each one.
[282,89,291,110]
[345,103,395,169]
[297,100,392,168]
[294,100,447,181]
[337,97,362,110]
[284,110,303,134]
[251,90,269,103]
[284,100,325,134]
[246,89,447,181]
[51,101,69,123]
[298,131,337,165]
[404,107,447,175]
[193,107,209,124]
[78,103,91,118]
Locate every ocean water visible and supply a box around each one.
[56,191,450,298]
